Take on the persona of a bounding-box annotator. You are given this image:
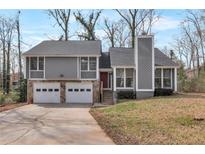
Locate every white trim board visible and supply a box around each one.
[99,68,113,72]
[155,66,179,69]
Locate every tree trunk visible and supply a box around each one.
[6,42,10,94]
[131,29,135,48]
[2,42,6,94]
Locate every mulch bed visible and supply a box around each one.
[0,103,28,112]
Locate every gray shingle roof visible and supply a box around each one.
[109,47,178,67]
[23,40,101,56]
[99,52,111,68]
[154,48,178,66]
[109,48,135,67]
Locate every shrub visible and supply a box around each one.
[183,71,205,92]
[4,97,14,104]
[10,91,20,102]
[117,91,136,99]
[18,79,27,102]
[0,95,5,105]
[154,88,173,96]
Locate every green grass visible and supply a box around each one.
[90,94,205,144]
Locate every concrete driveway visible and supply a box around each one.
[0,104,114,145]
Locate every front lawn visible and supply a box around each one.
[90,93,205,144]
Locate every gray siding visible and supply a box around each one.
[136,91,154,99]
[45,57,77,79]
[138,37,153,89]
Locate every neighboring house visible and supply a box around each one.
[22,35,179,104]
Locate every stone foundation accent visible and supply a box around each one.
[60,82,66,103]
[27,80,33,104]
[93,80,100,103]
[27,80,100,104]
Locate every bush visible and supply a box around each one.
[117,91,136,99]
[0,95,5,105]
[18,79,27,102]
[154,88,173,96]
[10,91,20,102]
[183,71,205,92]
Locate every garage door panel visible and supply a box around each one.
[33,83,60,103]
[66,83,93,103]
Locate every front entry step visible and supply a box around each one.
[102,90,113,105]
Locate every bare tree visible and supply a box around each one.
[115,9,153,48]
[74,10,102,40]
[141,10,160,35]
[0,17,15,94]
[115,19,130,47]
[48,9,71,41]
[103,19,118,47]
[186,10,205,71]
[180,21,200,77]
[0,17,7,94]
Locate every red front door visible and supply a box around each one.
[100,72,108,88]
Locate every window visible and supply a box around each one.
[39,57,44,70]
[80,57,97,79]
[48,89,53,92]
[42,89,47,92]
[36,89,41,92]
[54,89,59,92]
[30,57,44,70]
[86,89,91,92]
[81,57,88,70]
[74,89,79,92]
[126,69,133,87]
[29,57,45,78]
[80,89,85,92]
[30,57,37,70]
[116,68,124,87]
[89,57,96,70]
[155,69,161,88]
[163,69,171,88]
[154,68,172,89]
[116,68,133,88]
[68,89,73,92]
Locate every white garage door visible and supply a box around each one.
[66,82,93,103]
[33,82,60,103]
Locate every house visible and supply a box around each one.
[22,35,179,104]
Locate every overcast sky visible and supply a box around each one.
[0,9,187,52]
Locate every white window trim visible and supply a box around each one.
[80,57,97,80]
[116,68,134,89]
[154,69,161,88]
[155,68,172,89]
[113,67,116,91]
[174,68,177,92]
[163,68,172,89]
[29,56,45,79]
